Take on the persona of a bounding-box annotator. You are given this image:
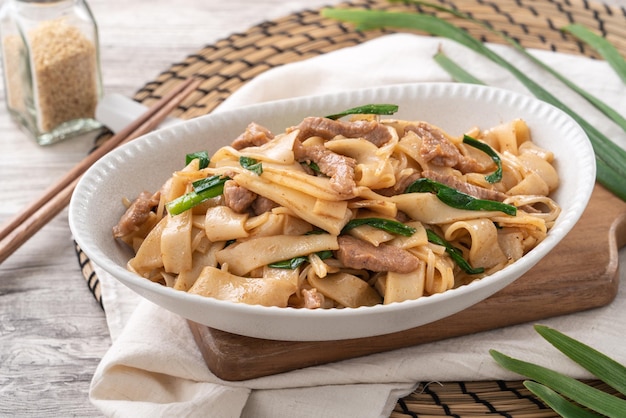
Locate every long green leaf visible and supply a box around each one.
[342,217,416,236]
[405,177,516,215]
[534,325,626,396]
[523,381,603,418]
[325,104,399,120]
[399,0,626,132]
[490,349,626,417]
[320,7,626,201]
[433,49,485,85]
[562,23,626,85]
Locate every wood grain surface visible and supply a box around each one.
[189,184,626,381]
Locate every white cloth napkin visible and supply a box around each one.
[89,34,626,418]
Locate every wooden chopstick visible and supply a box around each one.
[0,76,202,264]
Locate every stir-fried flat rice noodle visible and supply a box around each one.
[113,113,560,309]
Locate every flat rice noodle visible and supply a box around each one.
[347,224,395,246]
[239,130,298,164]
[174,241,225,291]
[161,210,193,274]
[261,166,346,201]
[216,233,339,276]
[233,171,351,235]
[324,137,396,189]
[441,219,508,270]
[391,193,505,224]
[382,265,426,304]
[127,215,168,277]
[188,266,296,307]
[204,206,249,242]
[506,171,549,196]
[307,272,381,308]
[389,221,428,249]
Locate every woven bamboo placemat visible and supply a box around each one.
[77,0,626,415]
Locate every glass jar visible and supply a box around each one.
[0,0,102,145]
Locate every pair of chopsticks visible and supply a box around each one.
[0,77,202,264]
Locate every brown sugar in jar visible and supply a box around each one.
[0,0,102,145]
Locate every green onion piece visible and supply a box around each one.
[325,104,399,120]
[166,176,228,215]
[433,49,485,85]
[406,178,516,216]
[490,349,626,417]
[269,250,333,269]
[342,217,416,237]
[185,151,210,169]
[463,135,502,183]
[534,325,626,396]
[562,23,626,85]
[321,6,626,202]
[239,156,263,175]
[523,381,603,418]
[192,175,228,194]
[426,229,484,274]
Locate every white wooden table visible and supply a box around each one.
[0,0,624,416]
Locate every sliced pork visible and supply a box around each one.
[335,235,421,274]
[291,116,393,146]
[223,180,257,213]
[231,122,274,150]
[407,122,486,173]
[294,141,356,197]
[113,191,160,237]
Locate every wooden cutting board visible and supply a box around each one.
[188,184,626,381]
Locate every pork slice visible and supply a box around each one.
[113,190,160,237]
[335,235,421,274]
[223,180,257,213]
[423,170,508,202]
[292,116,393,146]
[294,141,356,197]
[407,122,486,173]
[251,195,278,215]
[231,122,274,150]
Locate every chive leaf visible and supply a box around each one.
[463,135,503,183]
[534,325,626,396]
[342,217,416,236]
[185,151,210,169]
[426,229,484,274]
[523,381,603,418]
[433,48,485,85]
[192,174,228,194]
[406,178,516,216]
[490,349,626,416]
[562,23,626,85]
[325,104,399,120]
[239,156,263,175]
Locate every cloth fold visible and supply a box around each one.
[90,34,626,418]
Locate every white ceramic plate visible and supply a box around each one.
[69,83,595,341]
